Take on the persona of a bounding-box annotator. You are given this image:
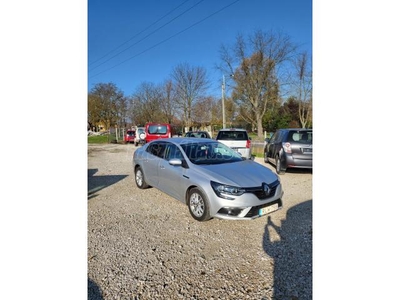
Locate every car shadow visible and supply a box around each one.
[88,278,103,300]
[88,168,128,200]
[262,199,312,299]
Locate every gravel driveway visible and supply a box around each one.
[88,143,312,300]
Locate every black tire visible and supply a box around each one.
[135,166,149,189]
[275,156,285,175]
[187,188,211,221]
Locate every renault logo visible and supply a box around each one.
[262,183,271,195]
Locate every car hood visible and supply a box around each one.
[196,160,278,187]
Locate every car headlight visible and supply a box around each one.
[211,181,245,199]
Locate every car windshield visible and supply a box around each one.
[148,125,167,134]
[180,141,243,165]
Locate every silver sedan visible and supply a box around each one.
[133,138,283,221]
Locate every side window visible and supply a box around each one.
[146,142,166,158]
[164,144,183,160]
[269,132,278,143]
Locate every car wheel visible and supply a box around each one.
[275,156,285,175]
[264,151,268,163]
[135,166,149,189]
[188,188,210,221]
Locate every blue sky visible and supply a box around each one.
[88,0,312,97]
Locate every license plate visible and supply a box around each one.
[259,203,279,216]
[302,148,312,153]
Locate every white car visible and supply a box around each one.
[134,127,146,146]
[215,128,253,160]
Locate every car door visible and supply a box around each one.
[144,142,167,187]
[266,130,281,160]
[158,143,187,202]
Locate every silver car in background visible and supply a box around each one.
[133,138,283,221]
[215,128,253,160]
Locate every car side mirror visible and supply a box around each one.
[169,159,182,166]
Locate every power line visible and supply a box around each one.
[89,0,191,67]
[89,0,241,79]
[89,0,205,72]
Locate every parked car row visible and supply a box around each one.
[127,123,313,174]
[124,126,146,146]
[130,126,312,222]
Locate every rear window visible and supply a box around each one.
[185,132,210,138]
[148,125,168,134]
[127,131,135,136]
[217,131,248,140]
[290,131,312,144]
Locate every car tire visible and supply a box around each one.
[275,156,285,175]
[187,188,211,221]
[264,151,268,163]
[135,166,149,189]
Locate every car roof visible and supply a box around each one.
[279,128,312,130]
[218,128,247,132]
[148,137,214,144]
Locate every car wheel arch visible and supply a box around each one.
[186,186,211,221]
[185,185,200,205]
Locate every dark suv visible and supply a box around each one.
[264,129,312,174]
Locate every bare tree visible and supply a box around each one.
[159,80,177,124]
[192,96,214,128]
[88,82,124,131]
[115,96,129,129]
[219,29,297,138]
[171,63,209,130]
[293,52,312,128]
[131,82,163,124]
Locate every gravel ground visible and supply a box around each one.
[88,143,312,300]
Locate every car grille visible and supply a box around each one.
[245,199,282,218]
[244,180,280,200]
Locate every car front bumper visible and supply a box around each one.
[208,183,284,220]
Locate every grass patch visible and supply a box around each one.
[88,135,109,144]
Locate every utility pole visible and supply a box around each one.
[222,75,226,129]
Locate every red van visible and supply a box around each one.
[145,123,173,143]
